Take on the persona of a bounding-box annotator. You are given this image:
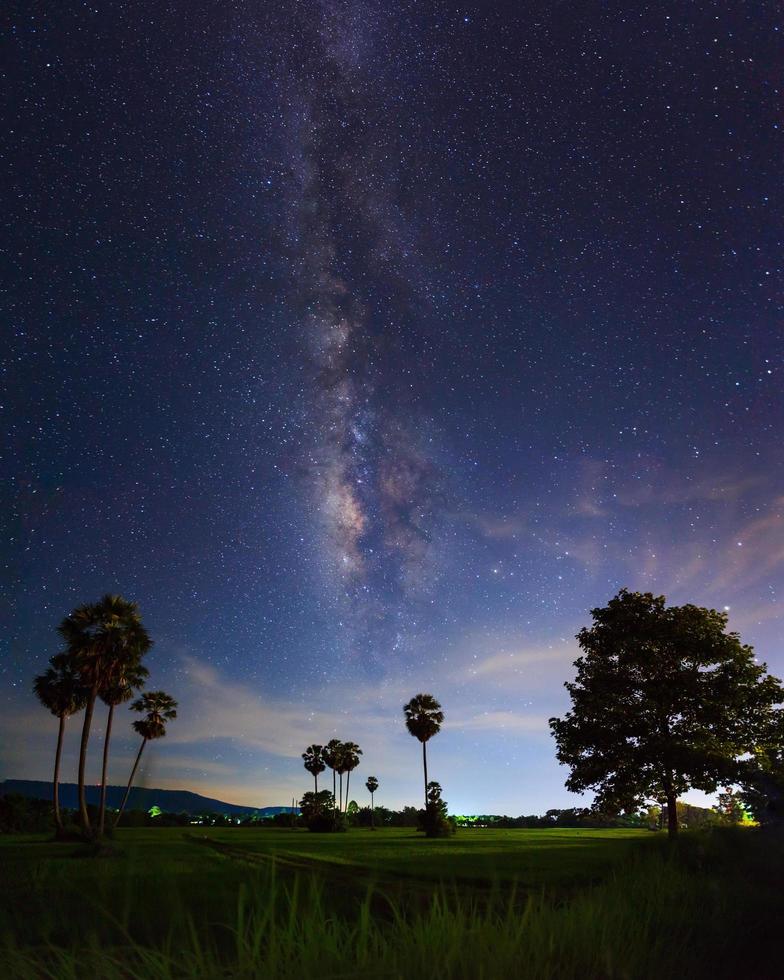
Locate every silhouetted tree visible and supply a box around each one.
[114,691,177,828]
[32,652,88,835]
[550,590,783,838]
[341,742,362,813]
[299,790,339,832]
[322,739,342,813]
[58,595,152,835]
[302,744,325,794]
[334,743,348,811]
[365,775,379,828]
[419,780,455,837]
[97,659,148,836]
[404,693,444,808]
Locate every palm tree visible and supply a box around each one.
[322,739,343,813]
[302,744,325,794]
[334,744,349,812]
[365,776,379,829]
[32,652,88,835]
[114,691,177,829]
[403,693,444,808]
[97,659,149,836]
[58,595,152,835]
[342,742,362,813]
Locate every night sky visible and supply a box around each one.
[2,2,782,813]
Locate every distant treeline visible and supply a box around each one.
[1,794,740,834]
[451,803,738,830]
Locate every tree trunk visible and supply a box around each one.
[77,684,98,836]
[339,773,343,812]
[314,772,318,795]
[422,740,428,809]
[98,703,115,837]
[332,768,336,811]
[345,770,350,813]
[370,792,374,829]
[666,790,678,839]
[53,714,65,834]
[114,738,147,829]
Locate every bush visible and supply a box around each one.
[0,794,53,834]
[306,811,347,833]
[418,782,456,838]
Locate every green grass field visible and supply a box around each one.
[1,826,781,979]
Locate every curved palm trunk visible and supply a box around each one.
[53,714,66,834]
[98,703,115,837]
[114,737,147,829]
[422,740,429,809]
[77,684,98,835]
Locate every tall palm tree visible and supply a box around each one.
[114,691,177,829]
[365,776,379,829]
[322,739,343,813]
[334,744,348,812]
[342,742,362,813]
[58,595,152,835]
[97,659,149,836]
[403,693,444,808]
[302,744,325,794]
[32,652,88,835]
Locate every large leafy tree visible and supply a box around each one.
[114,691,177,828]
[365,776,379,829]
[403,694,444,808]
[32,652,88,835]
[97,659,149,836]
[302,744,325,794]
[58,595,152,835]
[341,742,362,813]
[549,590,783,838]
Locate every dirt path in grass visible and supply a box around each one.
[183,833,575,913]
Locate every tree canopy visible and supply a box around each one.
[549,589,783,837]
[403,694,444,743]
[739,708,784,826]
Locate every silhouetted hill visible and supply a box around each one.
[0,780,296,816]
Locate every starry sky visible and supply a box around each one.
[2,1,782,814]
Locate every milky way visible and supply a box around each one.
[278,2,446,661]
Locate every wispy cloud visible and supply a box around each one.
[466,644,576,682]
[453,710,551,734]
[458,511,529,541]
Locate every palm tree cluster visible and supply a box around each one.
[302,740,363,814]
[32,594,177,840]
[299,694,445,827]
